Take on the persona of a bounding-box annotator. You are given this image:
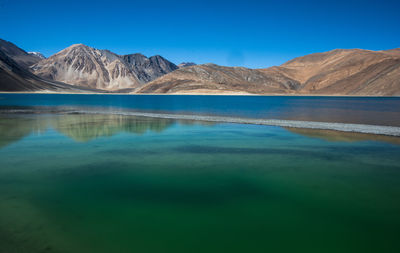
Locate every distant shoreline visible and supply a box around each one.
[0,91,399,98]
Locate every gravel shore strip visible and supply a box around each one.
[3,108,400,136]
[80,110,400,137]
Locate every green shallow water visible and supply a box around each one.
[0,113,400,253]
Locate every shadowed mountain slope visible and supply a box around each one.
[122,53,178,83]
[0,39,43,68]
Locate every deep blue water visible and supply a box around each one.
[1,94,400,126]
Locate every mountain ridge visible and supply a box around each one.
[31,44,178,91]
[139,48,400,95]
[1,38,399,95]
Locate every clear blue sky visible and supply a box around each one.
[1,0,399,68]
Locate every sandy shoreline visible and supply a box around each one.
[0,91,399,97]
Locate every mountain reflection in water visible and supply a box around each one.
[1,113,399,148]
[0,114,177,146]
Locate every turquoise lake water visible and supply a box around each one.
[0,94,400,253]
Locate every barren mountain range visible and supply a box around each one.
[0,38,399,95]
[31,44,178,91]
[138,63,301,94]
[139,49,400,95]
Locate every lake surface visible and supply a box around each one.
[0,94,400,253]
[1,94,400,126]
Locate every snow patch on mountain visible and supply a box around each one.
[28,52,46,59]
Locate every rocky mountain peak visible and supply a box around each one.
[31,44,178,91]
